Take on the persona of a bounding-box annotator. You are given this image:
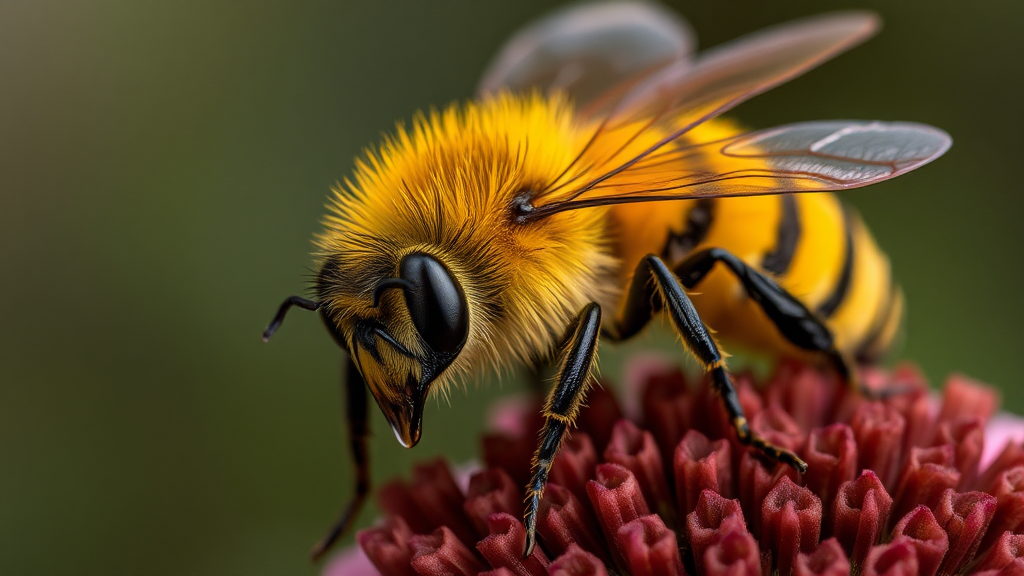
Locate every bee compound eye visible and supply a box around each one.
[398,253,469,355]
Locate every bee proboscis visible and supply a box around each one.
[263,3,951,560]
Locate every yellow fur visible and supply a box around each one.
[316,93,629,399]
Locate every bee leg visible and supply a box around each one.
[523,303,602,559]
[310,357,371,562]
[672,247,887,399]
[262,295,320,342]
[618,255,808,472]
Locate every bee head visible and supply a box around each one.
[346,252,470,448]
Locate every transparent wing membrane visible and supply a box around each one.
[477,2,695,109]
[478,6,949,218]
[598,12,879,127]
[525,121,952,217]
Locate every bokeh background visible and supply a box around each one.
[3,1,1022,574]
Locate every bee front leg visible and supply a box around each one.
[523,302,602,558]
[614,255,808,472]
[310,357,371,562]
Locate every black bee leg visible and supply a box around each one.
[615,255,808,472]
[523,303,602,558]
[262,295,320,342]
[672,247,885,399]
[310,357,371,562]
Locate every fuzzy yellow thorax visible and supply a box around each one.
[314,92,662,398]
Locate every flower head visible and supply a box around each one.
[332,357,1024,576]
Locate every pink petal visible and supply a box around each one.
[476,513,549,576]
[764,360,837,431]
[794,538,850,576]
[586,463,650,567]
[751,405,807,455]
[616,514,686,576]
[482,433,535,490]
[377,479,432,535]
[891,445,960,522]
[464,468,522,535]
[973,532,1024,573]
[938,374,999,427]
[687,489,747,576]
[479,569,518,576]
[409,526,485,576]
[548,543,610,576]
[357,516,416,576]
[760,476,823,576]
[537,483,609,564]
[323,545,383,576]
[861,541,920,576]
[551,432,599,505]
[981,413,1024,473]
[803,424,858,507]
[983,465,1024,551]
[738,451,797,537]
[886,385,934,459]
[890,506,948,576]
[641,367,696,460]
[604,420,672,520]
[675,429,733,521]
[933,417,984,490]
[407,459,477,546]
[703,528,762,576]
[850,402,906,491]
[933,489,997,575]
[831,470,893,568]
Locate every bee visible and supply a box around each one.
[263,2,951,560]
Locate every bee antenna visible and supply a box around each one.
[371,278,413,308]
[262,296,321,342]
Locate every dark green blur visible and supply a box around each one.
[2,1,1022,574]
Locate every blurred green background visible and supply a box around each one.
[2,1,1022,574]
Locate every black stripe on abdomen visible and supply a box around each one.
[664,198,715,261]
[816,205,855,318]
[761,195,800,276]
[854,274,897,362]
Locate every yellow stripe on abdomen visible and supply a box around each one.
[825,209,893,354]
[780,194,847,309]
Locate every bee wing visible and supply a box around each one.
[524,121,951,217]
[592,11,880,127]
[522,12,950,216]
[477,2,695,109]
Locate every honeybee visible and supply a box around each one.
[264,2,951,560]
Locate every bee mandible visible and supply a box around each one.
[263,2,951,560]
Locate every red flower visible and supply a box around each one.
[326,356,1024,576]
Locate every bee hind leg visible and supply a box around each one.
[673,247,894,400]
[614,254,808,472]
[309,357,371,562]
[522,303,602,559]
